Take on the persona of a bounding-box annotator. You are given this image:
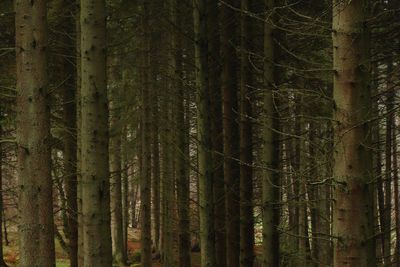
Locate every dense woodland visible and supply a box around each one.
[0,0,399,266]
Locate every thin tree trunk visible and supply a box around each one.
[140,2,152,266]
[0,116,7,267]
[262,0,280,265]
[175,1,191,266]
[332,0,376,266]
[207,0,226,266]
[121,126,129,258]
[193,0,217,266]
[384,59,393,265]
[221,1,241,266]
[239,0,254,265]
[80,0,112,265]
[63,47,78,267]
[15,0,55,265]
[150,55,161,255]
[76,2,84,265]
[393,120,400,266]
[110,72,126,265]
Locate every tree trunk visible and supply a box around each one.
[383,59,393,265]
[121,126,129,258]
[63,45,78,267]
[80,0,112,265]
[193,0,217,266]
[15,0,55,265]
[175,2,191,266]
[140,2,152,266]
[76,2,84,265]
[332,0,375,266]
[393,119,400,266]
[109,69,126,265]
[262,0,280,266]
[239,0,254,265]
[207,0,226,266]
[221,1,241,266]
[0,115,7,267]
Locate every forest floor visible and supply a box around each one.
[128,228,201,267]
[1,227,202,267]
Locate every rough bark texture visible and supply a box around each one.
[239,0,254,265]
[110,80,126,265]
[15,0,55,266]
[207,0,226,266]
[175,1,191,266]
[221,1,241,266]
[383,60,393,265]
[80,0,112,265]
[63,48,78,267]
[332,0,375,266]
[0,116,7,267]
[193,0,217,266]
[140,2,152,266]
[76,2,84,265]
[262,0,280,266]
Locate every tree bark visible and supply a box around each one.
[140,2,152,266]
[383,59,393,265]
[332,0,376,266]
[0,114,8,267]
[175,1,191,266]
[80,0,112,265]
[221,1,241,266]
[15,0,55,265]
[193,0,217,266]
[207,0,226,266]
[109,67,126,265]
[239,0,254,265]
[262,0,280,266]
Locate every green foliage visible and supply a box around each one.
[131,250,141,263]
[56,260,69,267]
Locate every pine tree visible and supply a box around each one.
[332,0,375,265]
[15,0,55,265]
[80,0,112,265]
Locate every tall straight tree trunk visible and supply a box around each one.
[176,71,191,267]
[147,0,161,252]
[310,124,332,266]
[15,0,55,266]
[193,0,217,266]
[221,1,240,266]
[384,59,393,265]
[175,2,191,266]
[80,0,112,265]
[63,44,78,267]
[121,125,129,256]
[207,0,226,266]
[393,121,400,265]
[109,77,126,265]
[151,91,160,253]
[239,0,254,265]
[0,117,7,267]
[150,105,160,252]
[159,1,176,266]
[140,2,152,266]
[262,0,280,266]
[76,2,84,265]
[296,97,311,265]
[332,0,375,266]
